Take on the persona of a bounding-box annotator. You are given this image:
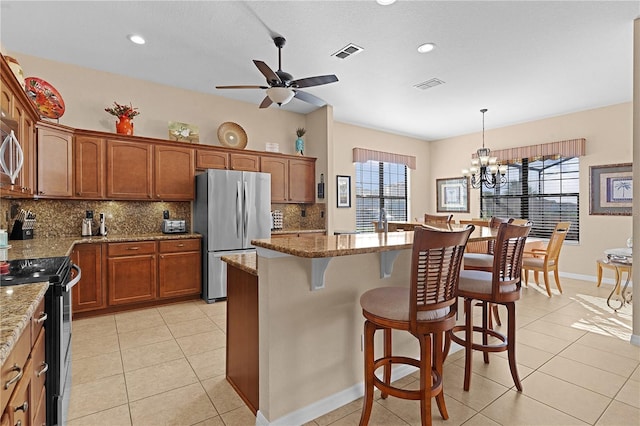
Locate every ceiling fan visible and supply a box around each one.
[216,36,338,109]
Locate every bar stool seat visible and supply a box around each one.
[358,225,474,426]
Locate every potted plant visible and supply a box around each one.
[295,127,306,155]
[105,102,140,135]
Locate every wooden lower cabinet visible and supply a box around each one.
[70,238,202,314]
[158,239,201,298]
[107,242,157,305]
[1,301,46,426]
[72,243,106,312]
[226,264,259,414]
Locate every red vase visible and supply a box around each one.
[116,116,134,135]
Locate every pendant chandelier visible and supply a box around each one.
[462,108,507,189]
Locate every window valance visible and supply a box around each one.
[352,148,416,170]
[473,138,586,163]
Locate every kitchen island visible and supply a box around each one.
[249,227,490,425]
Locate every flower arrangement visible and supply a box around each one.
[296,127,306,138]
[105,102,140,119]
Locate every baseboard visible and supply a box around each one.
[254,363,419,425]
[559,271,633,287]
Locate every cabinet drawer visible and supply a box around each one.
[6,357,31,426]
[1,328,30,412]
[108,241,156,257]
[31,297,46,347]
[158,239,201,253]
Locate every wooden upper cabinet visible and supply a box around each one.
[74,135,105,199]
[260,156,315,203]
[36,123,74,198]
[106,139,153,199]
[196,149,228,170]
[230,153,260,172]
[260,155,288,202]
[288,158,315,203]
[154,144,195,200]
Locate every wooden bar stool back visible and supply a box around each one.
[424,213,453,225]
[359,225,474,426]
[446,222,531,392]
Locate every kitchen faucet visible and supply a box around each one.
[378,207,388,235]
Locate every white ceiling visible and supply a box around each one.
[1,1,638,141]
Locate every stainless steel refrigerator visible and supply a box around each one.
[194,169,271,302]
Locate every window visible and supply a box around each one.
[356,161,407,232]
[480,156,579,241]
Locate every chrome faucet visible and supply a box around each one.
[378,207,388,234]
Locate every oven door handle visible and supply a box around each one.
[63,264,82,292]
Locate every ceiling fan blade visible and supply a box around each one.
[253,60,281,84]
[216,85,269,89]
[292,75,338,89]
[293,90,327,107]
[259,96,273,109]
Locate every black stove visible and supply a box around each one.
[1,256,70,286]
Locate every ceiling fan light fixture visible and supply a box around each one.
[417,43,436,53]
[266,87,295,105]
[127,34,146,45]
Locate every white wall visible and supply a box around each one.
[430,103,633,276]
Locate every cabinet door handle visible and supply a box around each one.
[4,364,22,389]
[36,362,48,377]
[35,312,47,323]
[14,401,28,413]
[127,247,140,250]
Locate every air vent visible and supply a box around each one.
[332,43,363,59]
[414,78,445,90]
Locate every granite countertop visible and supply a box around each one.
[0,282,49,366]
[221,253,257,276]
[6,233,202,260]
[252,225,496,259]
[271,229,326,235]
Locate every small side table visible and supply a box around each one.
[596,258,633,311]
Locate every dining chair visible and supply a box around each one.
[359,225,474,426]
[424,213,453,224]
[522,221,571,297]
[445,221,531,391]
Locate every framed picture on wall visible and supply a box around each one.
[336,175,351,208]
[589,163,632,215]
[436,177,469,213]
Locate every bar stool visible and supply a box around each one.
[446,222,531,391]
[359,225,474,426]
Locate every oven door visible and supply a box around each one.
[48,263,81,426]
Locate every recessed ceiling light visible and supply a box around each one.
[128,34,146,45]
[417,43,436,53]
[376,0,396,5]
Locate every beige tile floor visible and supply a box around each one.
[68,277,639,426]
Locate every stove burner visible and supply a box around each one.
[0,256,70,286]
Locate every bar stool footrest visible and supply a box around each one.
[449,325,508,353]
[372,356,442,400]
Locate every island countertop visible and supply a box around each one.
[252,225,495,258]
[0,282,49,366]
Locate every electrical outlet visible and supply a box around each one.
[301,209,306,217]
[321,211,324,218]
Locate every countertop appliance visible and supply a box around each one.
[162,219,186,234]
[1,256,81,426]
[194,169,270,302]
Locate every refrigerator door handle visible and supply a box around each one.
[236,181,242,238]
[243,181,249,238]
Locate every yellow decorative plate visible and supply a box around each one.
[217,122,247,149]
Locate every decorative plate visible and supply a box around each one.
[24,77,66,119]
[217,122,247,149]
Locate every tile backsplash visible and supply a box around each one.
[1,199,191,238]
[0,198,326,239]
